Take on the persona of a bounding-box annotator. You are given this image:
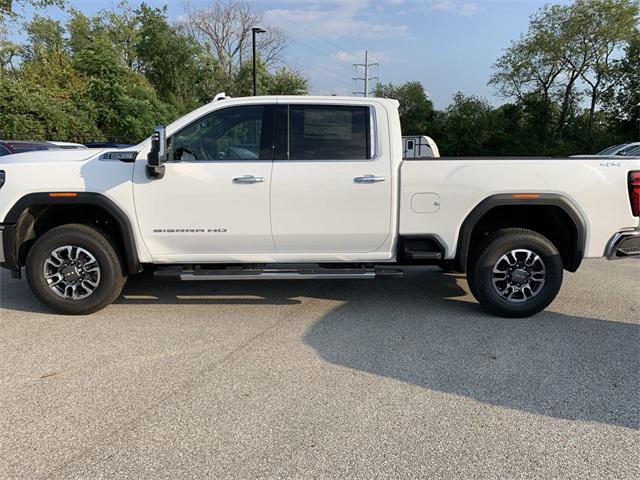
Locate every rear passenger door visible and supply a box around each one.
[270,102,393,257]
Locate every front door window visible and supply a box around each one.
[171,105,268,162]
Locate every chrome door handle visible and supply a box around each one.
[233,175,265,184]
[354,175,386,184]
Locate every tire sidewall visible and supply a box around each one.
[27,227,122,315]
[472,233,563,318]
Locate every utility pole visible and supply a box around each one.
[252,27,266,96]
[352,50,379,97]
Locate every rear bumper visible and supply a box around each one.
[605,228,640,259]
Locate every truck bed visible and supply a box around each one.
[399,156,640,260]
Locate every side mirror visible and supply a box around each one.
[146,125,167,179]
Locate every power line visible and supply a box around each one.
[254,0,357,69]
[309,80,347,95]
[286,54,352,83]
[286,39,355,74]
[253,0,375,96]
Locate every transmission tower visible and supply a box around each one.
[352,50,379,97]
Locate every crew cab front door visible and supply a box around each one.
[270,102,393,257]
[133,103,275,260]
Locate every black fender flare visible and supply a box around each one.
[455,193,587,272]
[3,192,140,274]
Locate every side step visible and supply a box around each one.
[403,250,442,261]
[155,266,403,281]
[401,237,444,261]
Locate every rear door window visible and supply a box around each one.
[288,105,371,160]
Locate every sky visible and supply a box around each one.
[13,0,575,108]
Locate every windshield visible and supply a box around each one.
[597,144,626,155]
[616,143,640,156]
[623,146,640,157]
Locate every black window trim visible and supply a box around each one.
[274,103,379,162]
[167,103,276,163]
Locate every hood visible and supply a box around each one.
[0,148,108,165]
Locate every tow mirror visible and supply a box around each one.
[146,125,167,179]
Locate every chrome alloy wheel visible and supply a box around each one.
[43,246,101,300]
[492,249,546,303]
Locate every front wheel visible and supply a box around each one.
[467,228,563,318]
[26,224,126,315]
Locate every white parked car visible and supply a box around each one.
[0,94,638,317]
[49,141,88,150]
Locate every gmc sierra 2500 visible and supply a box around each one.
[0,94,638,316]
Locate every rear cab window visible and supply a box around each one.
[286,105,373,161]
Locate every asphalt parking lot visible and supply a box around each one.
[1,259,638,479]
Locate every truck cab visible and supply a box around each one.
[135,95,400,264]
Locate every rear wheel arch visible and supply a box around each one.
[3,193,140,275]
[455,194,587,273]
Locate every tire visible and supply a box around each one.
[26,224,126,315]
[467,228,563,318]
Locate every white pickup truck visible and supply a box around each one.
[1,94,639,317]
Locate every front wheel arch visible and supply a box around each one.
[4,192,140,275]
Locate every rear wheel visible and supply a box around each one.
[467,228,563,318]
[26,224,126,315]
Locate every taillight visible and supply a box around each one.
[630,171,640,217]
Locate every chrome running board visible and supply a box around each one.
[155,266,403,281]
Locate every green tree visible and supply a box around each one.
[491,0,639,141]
[435,92,495,156]
[374,81,434,135]
[1,0,63,19]
[605,32,640,141]
[72,32,172,142]
[232,57,308,96]
[0,75,99,141]
[265,67,308,95]
[573,0,638,139]
[134,4,213,112]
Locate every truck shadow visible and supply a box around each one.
[118,268,639,429]
[301,270,639,430]
[2,268,637,429]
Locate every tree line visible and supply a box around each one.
[380,0,639,156]
[0,1,307,143]
[1,0,639,155]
